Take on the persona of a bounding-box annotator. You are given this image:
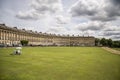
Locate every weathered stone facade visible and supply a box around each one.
[0,24,95,46]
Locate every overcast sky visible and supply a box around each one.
[0,0,120,40]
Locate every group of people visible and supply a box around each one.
[13,47,22,55]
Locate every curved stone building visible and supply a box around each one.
[0,24,95,46]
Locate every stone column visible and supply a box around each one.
[8,31,10,45]
[11,32,14,45]
[11,31,14,45]
[9,31,12,45]
[8,31,11,45]
[16,32,18,44]
[17,33,19,41]
[23,34,25,40]
[17,32,20,43]
[1,30,3,44]
[3,30,5,44]
[4,30,7,44]
[13,32,16,45]
[26,34,28,41]
[20,33,22,40]
[8,31,10,42]
[2,30,4,44]
[22,33,24,40]
[24,33,26,40]
[0,29,2,44]
[6,30,8,45]
[32,34,34,44]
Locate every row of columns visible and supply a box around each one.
[0,29,55,45]
[0,28,95,46]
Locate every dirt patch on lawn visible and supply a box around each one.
[102,47,120,55]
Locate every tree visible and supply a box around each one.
[95,38,100,46]
[107,39,113,47]
[113,41,120,48]
[96,38,120,48]
[20,40,29,46]
[100,38,108,46]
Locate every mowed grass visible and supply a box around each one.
[0,47,120,80]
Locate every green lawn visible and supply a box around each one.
[0,47,120,80]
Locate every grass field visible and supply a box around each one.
[0,47,120,80]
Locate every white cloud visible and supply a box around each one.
[103,31,120,36]
[68,0,120,40]
[16,9,41,20]
[55,15,71,24]
[75,21,120,39]
[47,26,68,34]
[16,0,63,20]
[69,0,120,21]
[75,21,120,31]
[102,31,120,40]
[31,0,63,13]
[75,21,106,31]
[16,0,73,34]
[69,0,103,16]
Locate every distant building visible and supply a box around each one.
[0,24,95,46]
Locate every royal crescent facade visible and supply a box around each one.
[0,24,95,46]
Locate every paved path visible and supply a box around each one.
[102,47,120,55]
